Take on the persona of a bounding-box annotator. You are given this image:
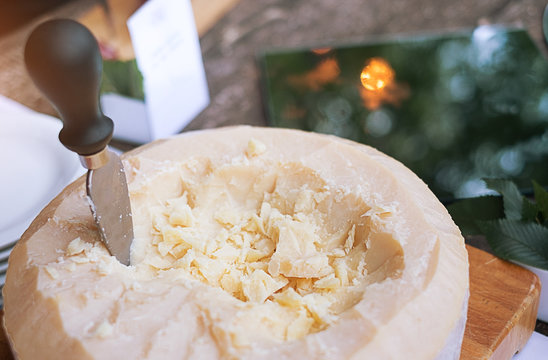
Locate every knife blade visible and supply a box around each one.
[24,19,134,265]
[85,149,133,266]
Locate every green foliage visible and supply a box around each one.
[100,59,144,101]
[448,179,548,270]
[478,219,548,269]
[483,179,523,221]
[446,195,503,235]
[533,181,548,225]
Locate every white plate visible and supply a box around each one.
[0,96,84,248]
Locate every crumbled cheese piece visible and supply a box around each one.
[220,268,243,297]
[242,269,289,303]
[66,237,92,256]
[286,308,314,340]
[245,138,267,157]
[95,320,114,338]
[71,256,91,264]
[273,287,303,308]
[314,274,340,290]
[268,219,331,278]
[344,225,356,254]
[168,204,194,227]
[44,266,59,280]
[194,255,225,285]
[302,293,335,325]
[166,194,194,227]
[333,258,350,286]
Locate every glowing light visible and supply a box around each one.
[287,58,340,91]
[358,57,410,110]
[360,58,395,91]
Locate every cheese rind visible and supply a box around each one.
[3,126,468,360]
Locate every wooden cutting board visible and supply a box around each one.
[461,245,540,359]
[0,245,540,359]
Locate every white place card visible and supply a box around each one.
[102,0,210,143]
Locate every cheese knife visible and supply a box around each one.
[24,19,133,265]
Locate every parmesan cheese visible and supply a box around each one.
[3,126,468,360]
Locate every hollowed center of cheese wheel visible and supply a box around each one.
[129,142,404,341]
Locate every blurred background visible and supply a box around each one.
[0,0,546,197]
[260,27,548,201]
[3,0,546,202]
[0,0,76,36]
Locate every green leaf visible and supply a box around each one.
[484,178,523,221]
[522,197,540,223]
[101,59,145,100]
[479,219,548,270]
[447,195,504,235]
[532,180,548,222]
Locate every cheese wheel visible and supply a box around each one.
[3,126,469,359]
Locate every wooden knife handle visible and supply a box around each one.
[24,19,113,156]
